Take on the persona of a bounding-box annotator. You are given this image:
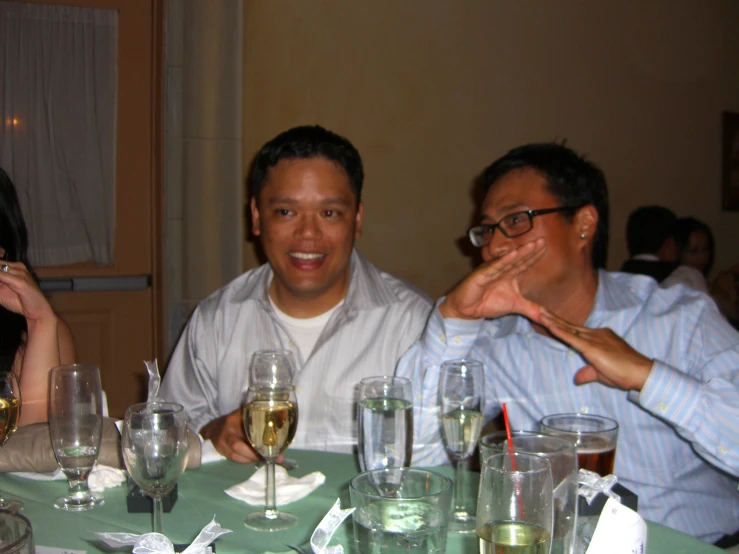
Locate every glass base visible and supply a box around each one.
[54,493,104,511]
[449,512,476,534]
[244,510,298,532]
[0,497,23,513]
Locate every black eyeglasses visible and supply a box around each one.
[467,204,585,247]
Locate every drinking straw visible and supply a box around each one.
[502,403,518,471]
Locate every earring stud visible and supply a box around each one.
[580,234,587,240]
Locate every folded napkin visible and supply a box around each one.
[225,464,325,506]
[12,464,127,493]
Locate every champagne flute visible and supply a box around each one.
[242,383,298,531]
[477,452,553,554]
[357,376,413,472]
[0,372,22,511]
[49,364,104,511]
[122,402,189,534]
[439,359,484,533]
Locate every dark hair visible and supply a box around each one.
[248,125,364,205]
[0,168,38,375]
[672,216,715,276]
[481,142,610,269]
[625,205,676,257]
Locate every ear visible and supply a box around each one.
[355,202,364,239]
[575,204,598,247]
[250,197,261,236]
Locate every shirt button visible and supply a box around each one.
[439,334,445,342]
[289,342,295,348]
[453,337,462,345]
[719,446,729,455]
[580,406,589,414]
[657,402,668,412]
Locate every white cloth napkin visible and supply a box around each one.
[225,464,325,506]
[11,464,127,493]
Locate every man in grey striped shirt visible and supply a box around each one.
[161,125,431,463]
[398,142,739,544]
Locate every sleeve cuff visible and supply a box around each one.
[632,360,702,430]
[420,301,483,358]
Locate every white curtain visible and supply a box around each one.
[0,2,117,266]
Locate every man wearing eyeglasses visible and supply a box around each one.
[397,142,739,546]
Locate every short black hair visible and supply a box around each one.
[625,205,676,257]
[248,125,364,204]
[481,142,610,269]
[672,216,715,276]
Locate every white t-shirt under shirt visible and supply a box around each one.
[268,295,344,361]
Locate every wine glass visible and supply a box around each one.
[242,383,298,531]
[439,359,484,533]
[0,373,22,511]
[357,376,413,472]
[250,350,296,387]
[477,452,553,554]
[49,363,104,511]
[122,402,189,534]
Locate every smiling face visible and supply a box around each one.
[480,168,598,308]
[251,157,363,317]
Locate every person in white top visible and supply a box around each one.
[160,126,432,462]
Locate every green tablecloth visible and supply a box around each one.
[0,449,723,554]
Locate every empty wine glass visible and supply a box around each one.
[122,402,189,534]
[439,359,484,533]
[250,350,296,387]
[49,364,104,511]
[0,373,22,511]
[242,383,298,531]
[357,376,413,472]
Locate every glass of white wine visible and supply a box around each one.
[121,402,189,534]
[242,383,298,531]
[439,359,484,533]
[250,350,296,387]
[477,452,553,554]
[0,372,22,511]
[49,363,104,511]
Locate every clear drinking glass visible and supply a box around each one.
[122,402,189,534]
[357,376,413,472]
[49,364,104,511]
[477,452,554,554]
[0,510,34,554]
[439,359,484,533]
[250,350,297,387]
[480,431,578,554]
[242,383,299,531]
[0,374,22,512]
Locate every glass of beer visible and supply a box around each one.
[540,413,618,475]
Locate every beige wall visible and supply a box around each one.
[243,1,739,299]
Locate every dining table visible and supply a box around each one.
[0,449,725,554]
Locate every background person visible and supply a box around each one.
[160,125,432,463]
[0,168,77,425]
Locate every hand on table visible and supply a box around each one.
[539,309,653,391]
[440,238,546,321]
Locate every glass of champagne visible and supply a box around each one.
[357,376,413,472]
[49,364,104,511]
[477,452,553,554]
[439,359,484,533]
[242,382,298,531]
[121,402,189,534]
[0,373,22,511]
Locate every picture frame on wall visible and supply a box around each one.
[722,111,739,211]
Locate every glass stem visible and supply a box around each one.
[68,477,92,498]
[264,460,278,519]
[152,496,163,534]
[453,457,467,518]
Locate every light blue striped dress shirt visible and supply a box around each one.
[160,250,432,454]
[397,270,739,543]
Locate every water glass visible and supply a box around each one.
[357,376,413,472]
[49,364,104,511]
[477,452,553,554]
[350,468,453,554]
[0,510,33,554]
[480,431,578,554]
[540,413,619,475]
[122,402,189,533]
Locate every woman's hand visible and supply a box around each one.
[0,262,56,324]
